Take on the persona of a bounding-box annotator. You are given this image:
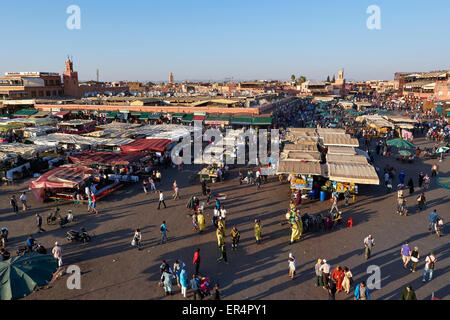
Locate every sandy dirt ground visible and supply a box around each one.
[0,136,448,300]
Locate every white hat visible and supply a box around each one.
[323,259,327,263]
[289,253,294,259]
[55,242,58,246]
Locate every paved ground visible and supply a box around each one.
[1,136,448,300]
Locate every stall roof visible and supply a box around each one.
[205,115,230,124]
[327,162,379,185]
[29,164,97,191]
[383,116,418,124]
[326,154,368,164]
[283,144,318,152]
[69,151,146,166]
[0,123,25,131]
[326,146,356,155]
[252,116,272,125]
[282,152,321,162]
[120,138,174,153]
[139,112,149,120]
[58,120,96,126]
[148,112,162,120]
[320,134,359,147]
[0,143,53,158]
[29,133,133,147]
[172,113,185,119]
[181,113,195,123]
[105,112,118,119]
[54,111,70,117]
[230,116,253,125]
[316,128,347,135]
[277,160,324,175]
[11,117,57,127]
[193,115,205,121]
[31,111,50,118]
[12,109,38,117]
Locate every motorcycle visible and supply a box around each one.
[16,244,38,256]
[66,228,91,243]
[47,207,62,225]
[435,219,444,237]
[47,208,74,228]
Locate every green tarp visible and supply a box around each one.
[105,112,117,119]
[181,113,195,123]
[139,112,149,120]
[0,252,58,300]
[130,112,141,117]
[252,116,272,125]
[13,109,38,117]
[148,112,162,120]
[172,113,185,119]
[230,116,253,125]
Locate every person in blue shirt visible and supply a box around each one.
[26,235,35,252]
[215,199,221,210]
[160,221,168,244]
[398,171,406,184]
[354,281,370,300]
[429,210,439,232]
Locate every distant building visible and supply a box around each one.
[0,71,63,100]
[300,80,328,95]
[62,58,129,98]
[396,71,449,100]
[169,72,174,84]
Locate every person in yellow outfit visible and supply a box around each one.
[254,219,262,244]
[216,227,224,247]
[289,218,302,245]
[197,210,206,233]
[218,217,226,236]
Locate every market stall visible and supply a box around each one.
[57,120,96,134]
[120,138,175,153]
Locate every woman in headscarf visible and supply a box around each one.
[160,266,174,296]
[197,210,206,233]
[342,266,353,294]
[179,268,189,298]
[289,215,302,245]
[331,265,345,292]
[254,219,262,244]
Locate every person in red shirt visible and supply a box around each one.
[193,248,200,275]
[331,265,345,292]
[91,193,98,214]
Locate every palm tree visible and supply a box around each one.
[297,76,307,85]
[291,75,296,83]
[332,75,336,83]
[326,75,330,82]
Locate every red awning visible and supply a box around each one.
[193,115,205,121]
[29,164,97,202]
[120,138,174,153]
[69,151,146,166]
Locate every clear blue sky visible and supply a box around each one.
[0,0,449,82]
